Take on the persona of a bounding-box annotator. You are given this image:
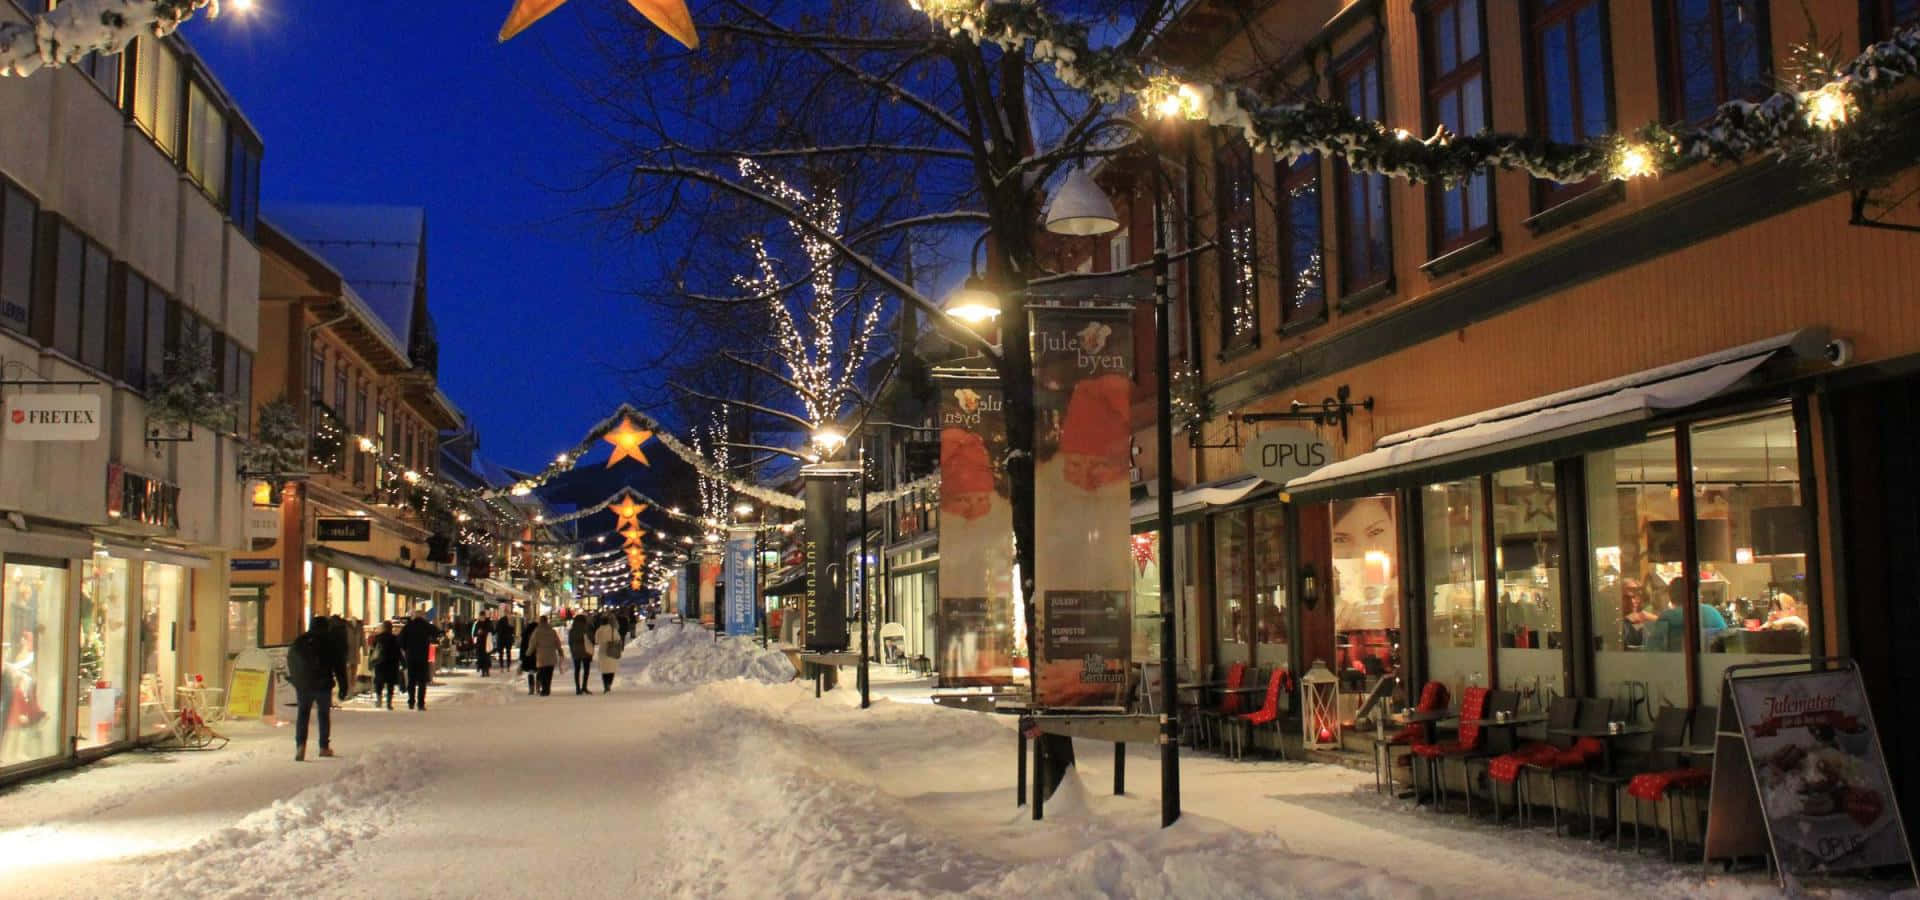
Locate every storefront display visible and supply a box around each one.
[1494,465,1563,693]
[1691,411,1811,690]
[77,556,132,750]
[1330,495,1400,684]
[3,561,70,770]
[1252,504,1288,664]
[139,562,185,737]
[1422,479,1486,699]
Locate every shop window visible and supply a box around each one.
[1331,494,1402,682]
[138,563,186,736]
[1423,0,1493,253]
[1869,0,1920,38]
[1214,138,1259,352]
[1214,512,1249,653]
[1660,0,1770,124]
[1690,411,1810,690]
[1585,433,1688,713]
[1530,0,1614,208]
[185,81,227,203]
[1336,44,1393,293]
[1421,479,1487,698]
[78,557,132,750]
[1,178,37,335]
[227,590,263,656]
[1493,465,1564,690]
[129,36,181,157]
[1253,503,1290,658]
[1131,533,1164,663]
[3,560,72,768]
[1278,156,1326,327]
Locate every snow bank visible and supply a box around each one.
[136,743,431,898]
[621,622,796,686]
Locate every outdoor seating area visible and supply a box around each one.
[1168,663,1303,761]
[1383,681,1721,863]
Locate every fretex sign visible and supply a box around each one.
[3,393,102,441]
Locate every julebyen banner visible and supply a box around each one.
[935,371,1015,688]
[1030,305,1135,709]
[803,465,856,652]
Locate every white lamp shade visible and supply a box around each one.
[1045,167,1121,236]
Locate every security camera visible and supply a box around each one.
[1824,338,1854,367]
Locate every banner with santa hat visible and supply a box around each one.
[1030,304,1135,709]
[935,370,1017,688]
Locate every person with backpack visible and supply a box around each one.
[368,621,404,709]
[399,613,439,710]
[567,613,596,695]
[288,618,349,761]
[594,614,623,693]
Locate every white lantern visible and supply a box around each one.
[1302,660,1340,750]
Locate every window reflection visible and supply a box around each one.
[1332,495,1400,684]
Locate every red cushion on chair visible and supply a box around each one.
[1626,768,1712,801]
[1411,740,1471,759]
[1488,742,1560,782]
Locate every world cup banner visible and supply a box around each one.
[724,530,756,637]
[803,466,855,652]
[1030,304,1135,709]
[935,371,1015,688]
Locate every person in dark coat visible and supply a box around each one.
[321,616,352,706]
[288,618,349,761]
[495,613,515,667]
[568,613,596,695]
[369,621,404,709]
[520,617,539,695]
[472,617,492,677]
[399,613,440,711]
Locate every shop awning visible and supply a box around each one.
[765,566,807,596]
[1286,330,1820,499]
[308,545,451,596]
[1129,475,1270,526]
[475,577,530,603]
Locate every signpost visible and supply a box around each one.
[3,392,101,441]
[315,517,371,542]
[1241,426,1334,485]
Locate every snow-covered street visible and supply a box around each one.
[0,628,1879,899]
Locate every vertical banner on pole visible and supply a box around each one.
[682,563,698,620]
[698,552,721,627]
[803,465,855,652]
[1030,304,1136,709]
[935,369,1015,688]
[724,529,756,637]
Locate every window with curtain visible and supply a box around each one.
[1215,138,1259,351]
[185,81,228,203]
[1424,0,1492,253]
[1279,156,1326,326]
[1337,44,1393,292]
[1421,479,1486,698]
[130,36,181,156]
[0,179,36,335]
[1661,0,1769,123]
[1530,0,1614,208]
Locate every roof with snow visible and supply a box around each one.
[268,204,430,357]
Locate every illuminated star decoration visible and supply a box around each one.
[621,528,646,548]
[625,547,646,567]
[498,0,699,49]
[602,417,653,468]
[609,495,648,531]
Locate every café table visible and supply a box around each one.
[1549,725,1653,774]
[1396,709,1457,745]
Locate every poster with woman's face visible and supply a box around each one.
[1331,495,1400,632]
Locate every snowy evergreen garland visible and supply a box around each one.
[239,397,308,477]
[147,327,233,433]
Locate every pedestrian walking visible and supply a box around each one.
[473,619,492,677]
[369,621,403,709]
[520,617,538,694]
[568,613,596,694]
[529,615,562,696]
[594,615,622,693]
[287,618,349,761]
[400,613,439,710]
[495,613,515,667]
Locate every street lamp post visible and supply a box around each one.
[859,443,871,710]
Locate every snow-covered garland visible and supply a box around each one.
[913,0,1920,185]
[0,0,217,77]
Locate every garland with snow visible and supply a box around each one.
[0,0,217,77]
[147,327,233,433]
[915,1,1920,185]
[238,397,307,477]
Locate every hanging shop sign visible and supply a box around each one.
[315,517,372,542]
[245,506,280,542]
[934,369,1015,688]
[230,558,280,572]
[724,530,755,637]
[4,392,101,441]
[1243,426,1334,485]
[1030,304,1135,709]
[105,463,180,530]
[802,464,857,652]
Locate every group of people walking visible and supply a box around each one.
[287,611,441,761]
[517,610,632,696]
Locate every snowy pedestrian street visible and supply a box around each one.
[0,627,1840,900]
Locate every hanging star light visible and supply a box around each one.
[609,495,648,530]
[621,528,646,548]
[603,417,653,467]
[498,0,699,49]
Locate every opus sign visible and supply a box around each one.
[1242,426,1335,485]
[4,393,101,441]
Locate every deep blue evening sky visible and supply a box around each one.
[193,2,651,472]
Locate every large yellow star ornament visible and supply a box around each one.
[498,0,699,49]
[609,495,647,530]
[621,528,646,548]
[603,417,653,468]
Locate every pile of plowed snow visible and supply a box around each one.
[621,621,796,686]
